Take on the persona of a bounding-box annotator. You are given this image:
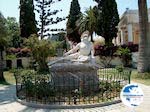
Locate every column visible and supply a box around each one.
[120,29,124,45]
[127,24,133,43]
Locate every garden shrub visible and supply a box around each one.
[14,69,56,98]
[115,65,124,72]
[25,34,58,72]
[115,47,131,67]
[95,45,133,67]
[94,44,138,56]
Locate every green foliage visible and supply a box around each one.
[25,34,57,72]
[138,73,150,79]
[35,77,55,98]
[77,7,97,42]
[115,65,124,72]
[50,32,67,49]
[94,0,119,46]
[5,54,16,60]
[115,47,131,56]
[51,41,62,49]
[57,32,67,50]
[115,47,131,67]
[15,69,35,76]
[14,68,130,103]
[0,12,7,37]
[20,0,37,38]
[0,12,8,49]
[66,0,81,43]
[23,76,35,96]
[132,71,150,79]
[14,70,55,98]
[6,17,21,48]
[99,81,122,96]
[57,32,66,41]
[35,0,65,39]
[67,0,81,29]
[131,70,150,85]
[9,68,19,73]
[17,70,36,96]
[0,12,8,81]
[0,15,21,48]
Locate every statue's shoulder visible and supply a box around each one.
[89,42,93,46]
[90,41,93,44]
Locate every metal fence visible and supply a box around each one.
[15,68,131,105]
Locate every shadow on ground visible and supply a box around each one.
[0,85,16,105]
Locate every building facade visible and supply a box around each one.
[115,8,150,45]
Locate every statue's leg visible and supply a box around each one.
[48,57,64,66]
[48,53,80,66]
[64,53,80,60]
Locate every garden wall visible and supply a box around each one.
[95,52,138,68]
[3,57,31,69]
[95,56,123,67]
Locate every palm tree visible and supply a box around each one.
[0,12,7,81]
[77,7,97,42]
[138,0,150,73]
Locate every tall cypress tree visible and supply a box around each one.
[0,12,7,81]
[95,0,119,46]
[67,0,81,43]
[20,0,37,38]
[35,0,65,39]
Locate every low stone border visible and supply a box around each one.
[14,95,121,109]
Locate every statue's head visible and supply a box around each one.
[81,31,90,41]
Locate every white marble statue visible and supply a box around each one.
[48,31,95,66]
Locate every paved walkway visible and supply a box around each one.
[0,83,150,112]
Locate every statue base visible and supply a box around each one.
[49,63,99,93]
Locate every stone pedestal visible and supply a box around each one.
[49,63,99,92]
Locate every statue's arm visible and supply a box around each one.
[90,44,95,64]
[91,44,95,58]
[64,43,80,56]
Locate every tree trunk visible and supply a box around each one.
[0,50,5,81]
[138,0,150,72]
[40,0,45,40]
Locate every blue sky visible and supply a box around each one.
[0,0,150,30]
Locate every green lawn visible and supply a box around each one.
[95,68,150,86]
[131,69,150,86]
[0,71,16,86]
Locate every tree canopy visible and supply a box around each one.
[94,0,119,46]
[66,0,81,43]
[25,34,58,72]
[6,17,21,48]
[35,0,65,39]
[0,12,7,81]
[20,0,37,38]
[0,12,7,50]
[77,7,97,42]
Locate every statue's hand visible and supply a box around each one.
[63,53,68,57]
[91,57,96,64]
